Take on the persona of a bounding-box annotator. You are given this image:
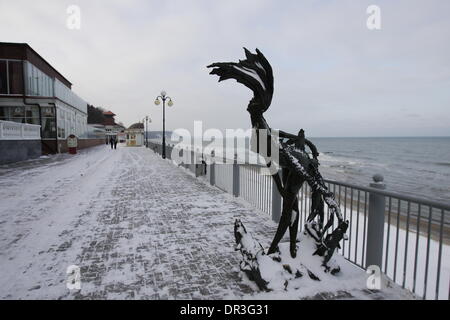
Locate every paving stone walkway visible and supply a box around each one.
[0,145,414,299]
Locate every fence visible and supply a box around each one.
[147,141,449,300]
[0,120,41,140]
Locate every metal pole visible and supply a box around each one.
[191,149,195,174]
[162,98,166,159]
[210,151,215,186]
[366,174,386,269]
[232,153,240,197]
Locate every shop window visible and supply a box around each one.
[42,106,55,117]
[25,106,39,125]
[4,107,25,123]
[26,117,40,125]
[25,106,39,118]
[57,127,66,139]
[42,118,56,138]
[12,106,24,117]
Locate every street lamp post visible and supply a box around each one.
[145,116,151,147]
[154,90,174,159]
[141,118,145,147]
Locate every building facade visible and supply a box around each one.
[103,111,125,137]
[125,123,144,147]
[0,42,93,156]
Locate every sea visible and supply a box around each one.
[170,136,450,204]
[309,137,450,204]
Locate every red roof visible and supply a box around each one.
[103,111,116,116]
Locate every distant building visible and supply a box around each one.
[0,42,105,163]
[102,111,124,138]
[87,123,106,139]
[125,122,144,147]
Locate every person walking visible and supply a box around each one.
[114,136,118,149]
[109,136,115,149]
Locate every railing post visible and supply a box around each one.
[179,147,183,166]
[210,150,215,186]
[271,169,282,223]
[232,153,240,197]
[366,174,386,269]
[191,149,195,174]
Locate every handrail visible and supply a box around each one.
[323,178,450,211]
[150,140,450,210]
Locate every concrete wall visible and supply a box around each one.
[58,138,105,153]
[0,138,106,165]
[0,140,42,164]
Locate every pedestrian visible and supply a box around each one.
[110,136,114,149]
[114,136,118,149]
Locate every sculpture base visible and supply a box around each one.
[234,219,355,293]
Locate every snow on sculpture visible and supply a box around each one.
[208,48,349,289]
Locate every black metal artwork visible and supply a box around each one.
[208,48,349,282]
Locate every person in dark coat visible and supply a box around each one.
[114,137,118,149]
[109,136,115,149]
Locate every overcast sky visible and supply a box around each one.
[1,0,449,137]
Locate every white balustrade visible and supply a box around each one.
[0,120,41,140]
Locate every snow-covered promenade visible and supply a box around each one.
[0,145,413,299]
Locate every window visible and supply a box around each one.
[25,62,53,97]
[25,117,40,125]
[10,107,25,123]
[0,106,8,119]
[40,106,56,138]
[8,61,24,94]
[42,106,54,117]
[25,106,39,125]
[58,126,66,139]
[42,117,56,138]
[0,61,7,94]
[12,106,24,117]
[0,106,39,124]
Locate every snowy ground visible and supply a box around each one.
[0,145,414,299]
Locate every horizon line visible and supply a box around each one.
[145,131,450,139]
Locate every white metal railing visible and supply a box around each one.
[215,164,234,194]
[0,120,41,140]
[239,164,274,216]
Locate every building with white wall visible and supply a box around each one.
[0,42,93,156]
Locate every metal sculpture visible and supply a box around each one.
[208,48,349,273]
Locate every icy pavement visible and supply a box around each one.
[0,145,414,299]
